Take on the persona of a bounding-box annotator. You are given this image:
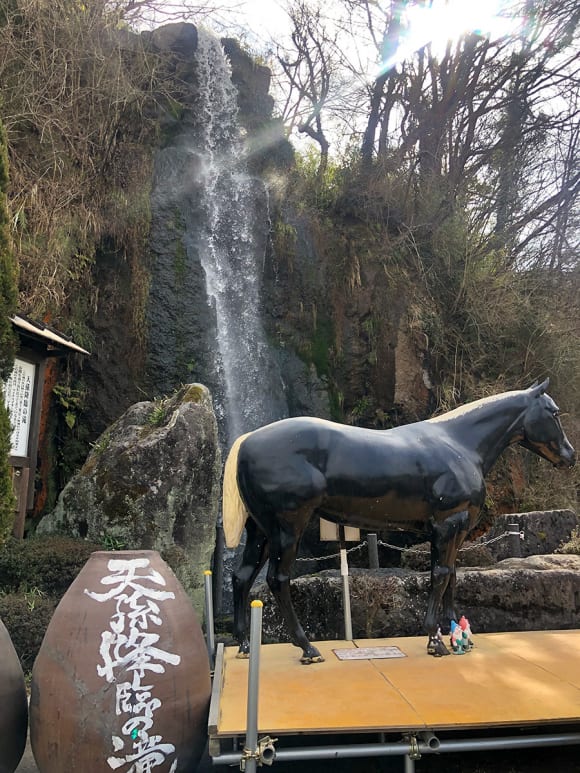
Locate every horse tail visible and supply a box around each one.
[222,432,251,548]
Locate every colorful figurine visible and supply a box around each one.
[459,615,474,650]
[449,619,465,654]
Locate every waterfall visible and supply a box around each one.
[148,28,287,445]
[190,29,288,444]
[146,28,292,613]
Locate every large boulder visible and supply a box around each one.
[252,554,580,643]
[37,384,221,616]
[483,509,579,560]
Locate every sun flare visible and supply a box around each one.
[378,0,522,75]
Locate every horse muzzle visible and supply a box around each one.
[555,442,576,469]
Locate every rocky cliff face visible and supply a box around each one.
[263,203,435,426]
[80,21,435,450]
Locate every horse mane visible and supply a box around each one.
[427,389,527,424]
[222,432,251,548]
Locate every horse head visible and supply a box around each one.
[519,379,576,469]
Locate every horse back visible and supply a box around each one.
[237,417,484,524]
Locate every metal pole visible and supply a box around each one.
[340,537,353,641]
[211,732,580,766]
[508,522,522,557]
[404,755,416,773]
[213,525,225,615]
[204,570,216,669]
[243,600,263,773]
[368,533,379,569]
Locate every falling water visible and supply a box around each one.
[146,29,290,612]
[191,29,287,444]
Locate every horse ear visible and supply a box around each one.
[529,377,550,397]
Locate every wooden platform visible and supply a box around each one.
[209,630,580,742]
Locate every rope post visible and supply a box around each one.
[243,600,263,773]
[203,570,216,669]
[213,524,225,615]
[508,522,522,558]
[368,533,379,569]
[339,526,353,641]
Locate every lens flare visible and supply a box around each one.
[376,0,523,77]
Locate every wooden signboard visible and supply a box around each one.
[5,357,37,458]
[319,518,360,542]
[4,315,90,538]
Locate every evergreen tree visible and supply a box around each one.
[0,116,18,542]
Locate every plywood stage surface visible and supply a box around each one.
[209,630,580,739]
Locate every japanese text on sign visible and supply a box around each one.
[2,358,36,457]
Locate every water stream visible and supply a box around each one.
[147,29,288,608]
[191,29,287,445]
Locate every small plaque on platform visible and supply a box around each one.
[333,646,406,660]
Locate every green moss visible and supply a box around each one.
[180,384,206,404]
[173,238,187,281]
[301,315,334,377]
[557,528,580,555]
[86,430,112,460]
[145,400,167,426]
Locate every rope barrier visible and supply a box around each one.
[295,529,520,564]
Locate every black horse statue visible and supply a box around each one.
[223,380,575,662]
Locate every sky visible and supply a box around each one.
[151,1,525,71]
[146,0,533,154]
[221,0,290,45]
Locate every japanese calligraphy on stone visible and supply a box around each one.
[84,557,181,772]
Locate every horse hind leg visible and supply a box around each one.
[232,518,269,658]
[267,509,323,664]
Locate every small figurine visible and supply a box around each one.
[427,625,450,657]
[449,619,465,654]
[459,615,474,650]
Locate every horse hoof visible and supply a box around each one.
[427,637,450,657]
[300,654,325,665]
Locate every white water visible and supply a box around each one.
[192,29,287,444]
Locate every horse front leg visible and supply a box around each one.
[425,510,470,656]
[267,514,323,665]
[232,519,269,658]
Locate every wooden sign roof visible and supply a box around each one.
[10,315,90,356]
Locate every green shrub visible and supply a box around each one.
[0,117,18,379]
[0,592,57,672]
[0,535,100,595]
[0,117,18,544]
[557,527,580,555]
[0,535,101,670]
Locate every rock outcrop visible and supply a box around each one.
[483,509,579,560]
[37,384,221,616]
[251,554,580,644]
